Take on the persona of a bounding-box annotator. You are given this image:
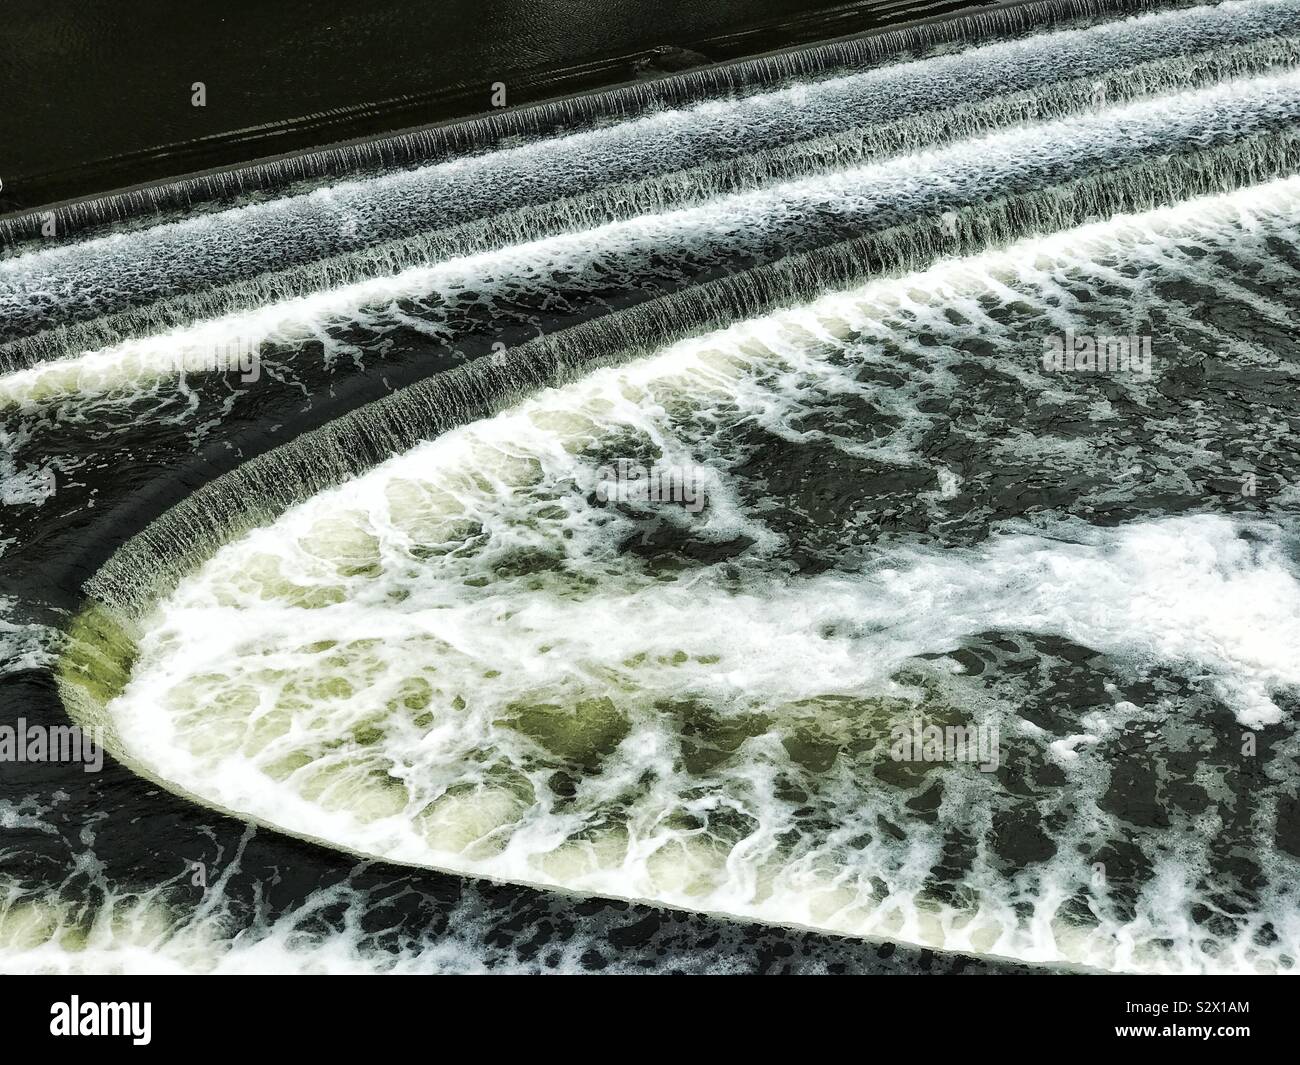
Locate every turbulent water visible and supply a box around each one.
[3,0,1300,973]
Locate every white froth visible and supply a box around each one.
[83,178,1300,972]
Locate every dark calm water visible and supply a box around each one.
[1,0,1299,973]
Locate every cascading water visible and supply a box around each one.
[3,0,1298,974]
[5,0,1300,371]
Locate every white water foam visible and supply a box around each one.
[88,177,1300,973]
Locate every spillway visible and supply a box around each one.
[2,0,1298,974]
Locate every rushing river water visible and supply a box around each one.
[2,0,1299,973]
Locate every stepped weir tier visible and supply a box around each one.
[2,0,1299,974]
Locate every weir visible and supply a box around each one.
[7,58,1298,582]
[58,130,1300,630]
[56,176,1300,971]
[4,0,1298,369]
[0,0,1189,251]
[10,0,1300,975]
